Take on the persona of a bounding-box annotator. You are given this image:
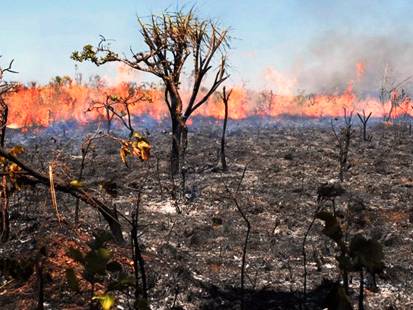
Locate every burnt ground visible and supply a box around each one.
[0,120,412,309]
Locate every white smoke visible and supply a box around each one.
[294,31,413,95]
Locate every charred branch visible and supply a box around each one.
[0,147,124,243]
[331,109,353,182]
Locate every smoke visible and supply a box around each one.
[294,31,413,95]
[99,63,142,86]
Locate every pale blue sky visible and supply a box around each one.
[1,1,412,91]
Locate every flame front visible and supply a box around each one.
[4,63,411,129]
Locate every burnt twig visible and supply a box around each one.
[0,147,124,243]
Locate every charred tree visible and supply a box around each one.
[357,110,372,141]
[89,84,150,137]
[131,194,148,304]
[220,87,232,171]
[0,100,9,242]
[74,132,100,226]
[331,109,353,182]
[72,8,229,174]
[379,70,412,123]
[0,57,17,242]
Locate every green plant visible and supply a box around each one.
[316,211,385,310]
[65,231,136,309]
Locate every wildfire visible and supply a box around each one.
[3,62,412,129]
[356,62,366,81]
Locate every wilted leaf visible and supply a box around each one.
[67,248,84,263]
[118,133,151,164]
[89,231,113,250]
[336,254,353,273]
[99,181,118,197]
[119,145,129,166]
[212,217,223,227]
[316,212,343,243]
[65,268,80,291]
[84,248,111,276]
[70,179,83,188]
[349,234,385,273]
[8,163,20,173]
[324,283,353,310]
[132,131,143,139]
[106,261,122,272]
[134,139,151,161]
[93,294,115,310]
[97,248,112,261]
[108,272,135,291]
[134,298,150,310]
[0,258,34,281]
[9,145,24,156]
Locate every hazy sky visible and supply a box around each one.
[1,0,412,92]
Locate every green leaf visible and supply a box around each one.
[65,268,80,291]
[106,261,123,272]
[67,248,84,264]
[316,212,343,243]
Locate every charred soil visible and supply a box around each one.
[0,123,412,309]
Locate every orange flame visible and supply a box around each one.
[3,62,412,129]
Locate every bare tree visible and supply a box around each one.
[220,87,232,171]
[0,57,17,242]
[0,57,18,145]
[379,67,412,123]
[72,8,230,174]
[331,109,353,182]
[89,95,116,134]
[357,110,372,142]
[88,84,150,136]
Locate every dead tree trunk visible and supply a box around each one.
[105,107,112,134]
[180,125,188,196]
[0,99,9,242]
[171,117,183,175]
[169,88,186,176]
[357,110,372,141]
[220,87,232,171]
[331,109,353,182]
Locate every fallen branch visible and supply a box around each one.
[0,147,124,243]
